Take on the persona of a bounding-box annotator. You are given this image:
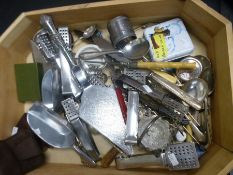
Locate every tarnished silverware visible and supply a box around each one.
[148,72,202,110]
[116,142,199,170]
[125,91,139,145]
[41,68,62,112]
[116,74,189,114]
[61,98,100,162]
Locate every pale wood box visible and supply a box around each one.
[0,0,233,174]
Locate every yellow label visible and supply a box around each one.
[152,33,168,60]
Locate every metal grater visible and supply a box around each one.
[139,94,188,125]
[58,27,72,51]
[88,74,107,87]
[33,29,57,62]
[165,142,200,170]
[61,98,100,162]
[123,68,148,84]
[115,142,199,170]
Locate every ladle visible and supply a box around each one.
[27,103,96,166]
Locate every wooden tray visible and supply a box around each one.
[0,0,233,174]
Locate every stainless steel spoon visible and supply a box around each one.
[195,55,214,95]
[79,38,150,60]
[41,68,62,112]
[182,78,208,102]
[27,103,96,165]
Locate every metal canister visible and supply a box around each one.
[107,16,136,49]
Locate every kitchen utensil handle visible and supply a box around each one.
[189,121,206,143]
[40,15,75,67]
[137,62,196,70]
[40,15,57,35]
[72,144,96,166]
[116,154,163,169]
[149,72,202,110]
[79,50,121,60]
[101,147,119,168]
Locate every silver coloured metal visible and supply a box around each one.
[40,15,89,92]
[75,44,106,73]
[58,27,72,50]
[61,98,100,161]
[186,115,207,143]
[107,16,136,49]
[30,40,47,64]
[116,142,199,170]
[59,50,82,98]
[189,121,206,143]
[182,78,208,102]
[40,15,84,98]
[88,74,106,86]
[176,56,203,82]
[27,103,74,148]
[79,38,150,61]
[84,26,130,63]
[41,68,62,112]
[40,15,72,64]
[195,55,214,95]
[71,65,90,88]
[30,40,51,71]
[33,29,62,69]
[117,75,188,114]
[116,154,163,169]
[27,103,96,166]
[201,68,214,95]
[149,72,202,110]
[125,91,139,145]
[33,29,57,62]
[81,25,126,62]
[83,25,97,39]
[166,142,200,170]
[79,86,133,155]
[138,117,171,151]
[123,68,149,84]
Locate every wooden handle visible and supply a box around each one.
[137,62,196,70]
[101,147,119,168]
[153,70,177,84]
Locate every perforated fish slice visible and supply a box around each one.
[116,142,199,170]
[165,142,200,170]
